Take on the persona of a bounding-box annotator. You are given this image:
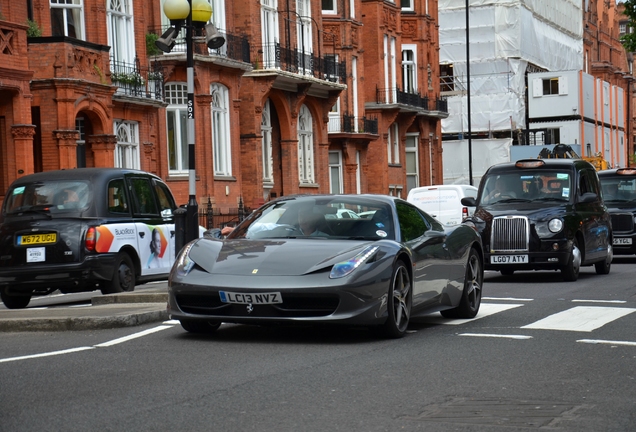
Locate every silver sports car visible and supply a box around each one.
[168,194,484,338]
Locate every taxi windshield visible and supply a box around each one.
[600,177,636,203]
[481,171,572,205]
[4,181,91,214]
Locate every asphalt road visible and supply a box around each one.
[1,260,635,431]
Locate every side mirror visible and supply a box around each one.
[461,197,477,207]
[204,228,222,239]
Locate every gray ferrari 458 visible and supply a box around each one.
[168,194,484,338]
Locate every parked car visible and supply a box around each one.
[406,184,478,226]
[598,168,636,254]
[461,159,613,281]
[0,168,180,309]
[168,194,484,338]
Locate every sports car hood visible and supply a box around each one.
[187,238,378,276]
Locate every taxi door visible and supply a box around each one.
[127,176,176,276]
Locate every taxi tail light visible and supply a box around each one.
[85,227,96,252]
[462,207,469,219]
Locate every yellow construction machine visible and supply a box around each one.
[537,144,608,171]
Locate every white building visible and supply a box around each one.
[526,70,626,168]
[438,0,584,185]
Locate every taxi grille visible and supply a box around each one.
[610,214,634,233]
[491,216,529,252]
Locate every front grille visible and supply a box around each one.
[610,214,634,233]
[491,216,529,252]
[176,293,340,318]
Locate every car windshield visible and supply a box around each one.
[229,197,394,240]
[600,177,636,203]
[480,171,572,205]
[4,181,91,215]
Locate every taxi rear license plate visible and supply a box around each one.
[491,255,528,264]
[613,238,632,245]
[219,291,282,304]
[18,233,57,245]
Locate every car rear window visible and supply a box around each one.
[4,181,91,214]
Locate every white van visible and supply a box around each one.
[406,185,478,226]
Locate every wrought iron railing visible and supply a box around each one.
[328,114,378,135]
[375,87,448,113]
[256,43,346,83]
[198,197,249,230]
[110,57,164,100]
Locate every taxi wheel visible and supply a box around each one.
[562,239,581,282]
[0,289,31,309]
[180,319,221,334]
[102,253,136,294]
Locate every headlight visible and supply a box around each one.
[548,218,563,233]
[329,246,379,279]
[174,241,196,277]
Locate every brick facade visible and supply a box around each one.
[0,0,446,215]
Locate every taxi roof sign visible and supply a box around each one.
[616,168,636,175]
[515,160,545,169]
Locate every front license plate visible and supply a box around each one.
[219,291,282,304]
[613,238,632,245]
[491,255,528,264]
[27,247,45,263]
[18,233,57,245]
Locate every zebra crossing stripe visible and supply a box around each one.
[577,339,636,347]
[521,306,636,332]
[425,303,524,325]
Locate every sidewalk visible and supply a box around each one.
[0,284,170,332]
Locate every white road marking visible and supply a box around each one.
[0,324,178,363]
[483,297,533,302]
[459,333,533,340]
[521,306,636,332]
[571,299,626,304]
[163,319,180,325]
[94,325,173,347]
[0,347,94,363]
[422,303,524,325]
[577,339,636,347]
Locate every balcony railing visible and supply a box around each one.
[328,114,378,135]
[151,27,251,64]
[376,87,448,114]
[256,43,346,83]
[110,57,164,101]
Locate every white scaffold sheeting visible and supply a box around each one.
[443,138,512,186]
[439,0,583,135]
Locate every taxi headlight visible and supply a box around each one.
[548,218,563,233]
[330,246,379,279]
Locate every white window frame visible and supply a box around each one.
[388,123,400,165]
[107,0,135,65]
[390,37,397,103]
[165,83,189,175]
[322,0,337,14]
[50,0,85,40]
[262,100,274,183]
[384,35,389,103]
[401,0,414,12]
[402,45,417,93]
[329,151,343,194]
[298,105,315,184]
[405,133,419,194]
[328,97,341,132]
[114,120,140,169]
[261,0,280,68]
[211,84,232,176]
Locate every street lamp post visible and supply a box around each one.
[156,0,225,242]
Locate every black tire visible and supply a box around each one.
[379,260,412,339]
[562,238,581,282]
[500,269,514,276]
[594,244,612,275]
[0,289,31,309]
[101,253,136,294]
[180,319,221,334]
[441,248,483,319]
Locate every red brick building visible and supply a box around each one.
[0,0,447,217]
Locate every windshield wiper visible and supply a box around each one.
[495,198,533,203]
[533,197,568,202]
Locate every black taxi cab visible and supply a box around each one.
[0,168,179,309]
[461,159,613,281]
[598,168,636,255]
